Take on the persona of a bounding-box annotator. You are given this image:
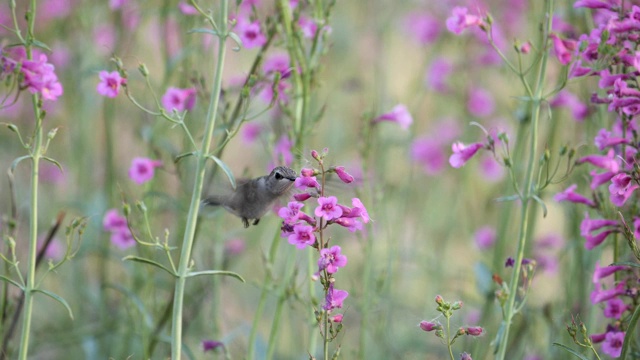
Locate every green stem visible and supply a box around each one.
[446,316,454,360]
[170,1,228,358]
[495,1,553,359]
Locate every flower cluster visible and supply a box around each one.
[102,209,135,250]
[1,48,63,101]
[278,149,369,332]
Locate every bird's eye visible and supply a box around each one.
[275,172,283,180]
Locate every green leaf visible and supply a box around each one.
[42,156,64,174]
[621,302,640,359]
[227,31,243,51]
[206,155,236,190]
[187,270,245,282]
[188,28,218,36]
[123,256,176,277]
[107,284,155,329]
[174,151,196,164]
[552,343,590,360]
[494,195,520,202]
[609,261,640,269]
[532,194,548,217]
[33,289,74,320]
[31,39,52,52]
[10,155,31,174]
[0,275,23,290]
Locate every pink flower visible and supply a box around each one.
[594,128,629,151]
[273,135,293,167]
[549,33,576,65]
[609,173,639,206]
[295,175,320,189]
[278,201,304,224]
[103,209,127,231]
[318,245,348,274]
[411,137,447,175]
[446,6,483,35]
[178,1,199,15]
[315,196,343,221]
[580,212,618,237]
[590,171,616,190]
[592,261,627,283]
[591,282,626,304]
[373,104,413,130]
[288,224,315,249]
[110,228,135,249]
[554,184,596,207]
[241,122,262,144]
[202,340,224,352]
[603,298,627,319]
[466,326,483,336]
[128,157,162,184]
[162,87,197,112]
[402,13,441,45]
[330,314,343,323]
[334,166,354,184]
[449,141,483,168]
[602,331,625,358]
[478,155,504,182]
[474,226,496,250]
[550,90,589,121]
[97,70,126,98]
[263,53,291,76]
[293,193,312,202]
[298,15,318,39]
[461,353,472,360]
[425,57,453,93]
[323,284,348,310]
[333,217,363,232]
[467,88,495,118]
[21,54,63,101]
[235,18,267,49]
[351,198,370,223]
[584,229,615,250]
[419,320,441,332]
[574,0,615,9]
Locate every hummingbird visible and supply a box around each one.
[203,166,297,228]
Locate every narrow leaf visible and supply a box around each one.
[609,261,640,269]
[10,155,31,174]
[123,256,176,277]
[207,155,237,190]
[33,289,74,319]
[31,39,52,51]
[42,156,64,174]
[174,151,196,164]
[228,31,243,51]
[494,195,520,202]
[621,302,640,359]
[552,343,590,360]
[0,275,23,289]
[187,270,245,282]
[188,28,218,36]
[532,194,548,217]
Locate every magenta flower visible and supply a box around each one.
[446,6,483,35]
[178,1,199,15]
[298,15,318,39]
[287,224,316,249]
[318,245,348,274]
[466,326,483,336]
[549,33,576,65]
[334,166,354,184]
[594,128,629,150]
[21,54,63,101]
[419,320,441,332]
[97,70,126,98]
[402,13,441,45]
[467,87,495,118]
[580,213,618,237]
[592,262,628,283]
[128,157,162,184]
[351,198,370,223]
[333,217,363,232]
[315,196,343,221]
[273,135,294,167]
[425,57,453,93]
[162,87,196,112]
[474,226,496,250]
[550,90,589,121]
[460,353,472,360]
[295,175,320,189]
[590,170,616,190]
[263,53,291,76]
[323,284,348,310]
[411,137,447,175]
[235,18,267,49]
[241,122,262,144]
[293,193,312,202]
[330,314,343,323]
[449,141,483,168]
[577,150,620,173]
[478,155,504,182]
[602,331,625,358]
[554,184,596,207]
[110,228,135,249]
[103,209,127,231]
[373,104,413,130]
[585,229,615,250]
[604,298,627,319]
[609,173,639,206]
[278,201,304,224]
[574,0,615,9]
[202,340,224,352]
[591,282,626,304]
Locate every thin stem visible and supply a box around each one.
[170,1,229,358]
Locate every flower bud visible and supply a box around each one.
[452,301,463,310]
[334,166,354,184]
[466,326,483,336]
[331,314,343,323]
[294,192,312,201]
[301,168,315,177]
[138,63,149,77]
[435,295,444,305]
[311,150,320,161]
[419,320,440,332]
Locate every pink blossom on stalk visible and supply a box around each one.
[110,228,135,249]
[295,175,320,189]
[602,331,625,358]
[411,137,447,175]
[580,212,618,237]
[634,217,640,239]
[315,196,343,221]
[593,261,628,283]
[294,193,312,202]
[549,33,576,65]
[97,71,126,98]
[467,87,494,117]
[425,57,453,93]
[419,320,441,332]
[93,24,116,55]
[466,326,483,336]
[590,171,616,190]
[178,1,199,15]
[330,314,343,322]
[318,245,347,274]
[273,135,293,167]
[574,0,615,9]
[323,284,348,310]
[584,229,616,250]
[334,166,354,184]
[263,53,291,77]
[446,6,483,35]
[241,122,262,144]
[474,226,496,250]
[402,13,441,45]
[478,155,504,181]
[128,157,163,184]
[594,128,629,150]
[278,201,304,224]
[235,18,267,49]
[591,282,626,304]
[554,184,596,207]
[461,353,473,360]
[103,209,127,231]
[449,141,483,168]
[576,150,619,173]
[202,340,224,352]
[351,198,370,223]
[373,104,413,130]
[549,90,589,121]
[333,217,363,232]
[162,87,197,112]
[609,173,639,206]
[591,332,607,344]
[288,224,316,249]
[298,15,318,39]
[604,298,627,319]
[21,54,63,101]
